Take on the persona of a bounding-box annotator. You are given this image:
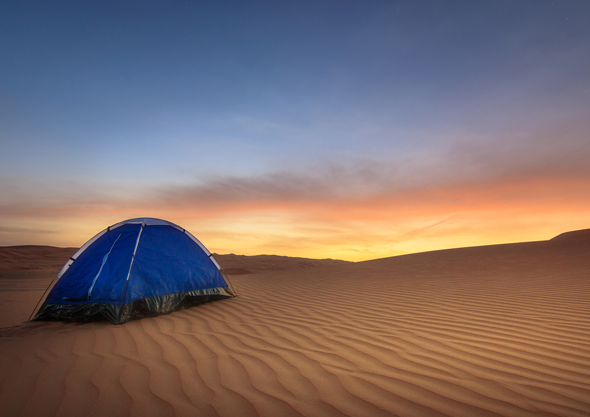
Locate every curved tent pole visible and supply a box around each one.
[118,219,236,297]
[182,228,237,297]
[28,225,115,321]
[219,266,237,297]
[87,233,122,300]
[118,223,145,322]
[28,271,60,321]
[208,253,237,296]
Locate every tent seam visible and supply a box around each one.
[118,223,145,321]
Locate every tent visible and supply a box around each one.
[31,218,236,324]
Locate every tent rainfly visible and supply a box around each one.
[31,218,236,324]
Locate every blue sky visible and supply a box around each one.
[1,1,589,259]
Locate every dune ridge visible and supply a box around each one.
[212,253,351,275]
[1,233,589,416]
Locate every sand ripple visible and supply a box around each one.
[1,240,590,416]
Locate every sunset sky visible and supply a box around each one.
[1,1,589,261]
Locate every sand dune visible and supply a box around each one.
[0,246,77,329]
[212,253,351,275]
[1,233,589,416]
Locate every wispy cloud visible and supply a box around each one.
[1,125,589,258]
[156,122,590,208]
[0,226,55,234]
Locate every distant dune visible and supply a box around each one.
[1,230,589,416]
[0,245,76,258]
[550,228,590,241]
[0,245,77,269]
[214,253,351,275]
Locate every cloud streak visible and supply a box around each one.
[3,128,589,260]
[155,123,590,211]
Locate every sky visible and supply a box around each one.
[1,0,589,261]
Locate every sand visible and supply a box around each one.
[0,234,589,417]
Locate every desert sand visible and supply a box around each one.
[1,231,589,417]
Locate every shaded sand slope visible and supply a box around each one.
[1,234,590,416]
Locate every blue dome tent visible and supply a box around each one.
[31,218,236,324]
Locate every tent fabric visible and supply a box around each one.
[32,218,235,324]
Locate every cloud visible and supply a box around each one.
[4,121,589,223]
[155,121,590,212]
[0,226,55,234]
[1,120,589,258]
[446,123,590,182]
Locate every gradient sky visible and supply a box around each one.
[1,0,589,260]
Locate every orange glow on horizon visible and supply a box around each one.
[2,174,588,261]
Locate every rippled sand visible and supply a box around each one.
[1,235,589,416]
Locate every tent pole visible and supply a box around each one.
[28,273,59,321]
[118,223,145,323]
[220,268,237,297]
